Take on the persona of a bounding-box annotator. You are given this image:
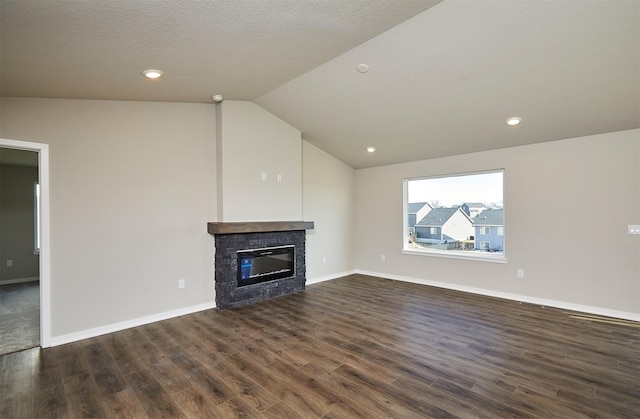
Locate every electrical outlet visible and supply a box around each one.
[381,254,386,262]
[517,269,524,278]
[322,256,327,263]
[261,172,267,181]
[628,225,640,234]
[277,174,283,182]
[178,279,185,289]
[6,260,13,267]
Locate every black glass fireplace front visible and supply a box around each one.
[237,245,295,287]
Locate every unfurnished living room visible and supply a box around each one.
[0,1,638,418]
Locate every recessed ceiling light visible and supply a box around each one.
[367,147,376,153]
[142,69,163,79]
[357,64,370,73]
[506,117,522,126]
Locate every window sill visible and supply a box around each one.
[402,248,507,263]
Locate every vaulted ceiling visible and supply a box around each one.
[1,0,638,168]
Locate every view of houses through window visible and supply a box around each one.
[405,170,504,259]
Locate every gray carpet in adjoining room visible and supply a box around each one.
[0,281,40,355]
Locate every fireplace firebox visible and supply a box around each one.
[237,245,295,287]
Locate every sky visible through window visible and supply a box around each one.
[408,171,503,207]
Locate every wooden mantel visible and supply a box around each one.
[207,221,314,235]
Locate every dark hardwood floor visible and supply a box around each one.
[1,274,638,418]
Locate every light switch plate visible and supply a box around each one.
[628,225,640,234]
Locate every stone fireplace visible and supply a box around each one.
[208,221,314,309]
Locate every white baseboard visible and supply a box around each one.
[306,270,357,286]
[355,269,640,322]
[0,276,39,286]
[48,301,217,347]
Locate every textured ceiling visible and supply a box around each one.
[257,0,640,168]
[0,0,440,102]
[1,0,639,168]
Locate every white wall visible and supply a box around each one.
[0,98,217,337]
[217,100,302,222]
[0,97,357,342]
[3,95,633,340]
[355,130,640,317]
[302,141,356,281]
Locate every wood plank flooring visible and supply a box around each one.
[1,274,638,418]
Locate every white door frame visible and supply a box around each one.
[0,138,51,347]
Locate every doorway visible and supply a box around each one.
[0,138,50,352]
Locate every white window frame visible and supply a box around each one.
[429,227,437,235]
[402,169,506,263]
[480,241,490,250]
[480,226,491,235]
[497,226,504,236]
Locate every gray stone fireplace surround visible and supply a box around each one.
[208,221,314,309]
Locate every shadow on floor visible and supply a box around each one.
[0,281,40,355]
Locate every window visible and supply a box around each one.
[34,183,40,253]
[404,170,505,262]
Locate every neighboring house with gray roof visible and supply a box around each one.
[414,207,474,242]
[473,208,504,251]
[458,202,487,218]
[407,202,432,230]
